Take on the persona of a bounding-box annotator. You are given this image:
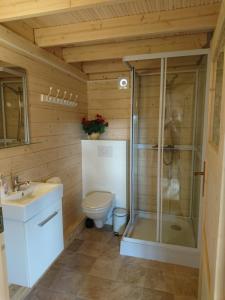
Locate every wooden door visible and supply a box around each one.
[199,1,225,299]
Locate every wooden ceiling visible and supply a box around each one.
[0,0,221,26]
[0,0,222,78]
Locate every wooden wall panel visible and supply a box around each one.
[87,78,131,140]
[0,45,87,240]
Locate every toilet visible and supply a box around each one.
[82,191,113,228]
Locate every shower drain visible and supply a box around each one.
[170,224,182,231]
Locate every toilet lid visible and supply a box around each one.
[83,192,113,209]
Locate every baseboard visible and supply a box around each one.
[9,284,31,300]
[64,214,86,247]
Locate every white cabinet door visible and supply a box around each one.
[25,202,64,287]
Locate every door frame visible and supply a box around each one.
[198,1,225,298]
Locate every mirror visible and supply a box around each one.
[0,64,29,148]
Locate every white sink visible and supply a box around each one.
[3,183,55,202]
[2,182,63,222]
[3,183,43,201]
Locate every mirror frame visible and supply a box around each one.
[0,67,30,148]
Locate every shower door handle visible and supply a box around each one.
[194,161,206,197]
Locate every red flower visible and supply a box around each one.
[81,114,109,134]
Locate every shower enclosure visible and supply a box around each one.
[121,50,209,267]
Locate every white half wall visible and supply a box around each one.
[81,140,128,223]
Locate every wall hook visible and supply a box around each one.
[48,86,53,97]
[63,91,67,100]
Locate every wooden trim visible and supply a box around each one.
[211,0,225,60]
[63,33,208,63]
[64,215,85,247]
[0,0,125,22]
[203,224,211,291]
[0,25,87,82]
[34,4,220,47]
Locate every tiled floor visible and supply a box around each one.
[25,226,198,300]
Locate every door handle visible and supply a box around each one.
[194,161,206,197]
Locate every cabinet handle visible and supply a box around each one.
[38,211,58,227]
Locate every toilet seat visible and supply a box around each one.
[82,191,113,210]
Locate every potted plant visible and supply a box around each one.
[81,114,109,139]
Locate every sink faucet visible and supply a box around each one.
[11,175,30,192]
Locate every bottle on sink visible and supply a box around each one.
[0,175,8,201]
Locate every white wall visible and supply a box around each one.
[81,140,128,223]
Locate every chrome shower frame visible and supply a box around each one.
[121,49,211,267]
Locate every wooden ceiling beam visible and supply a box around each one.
[83,56,202,75]
[34,4,220,47]
[63,33,208,63]
[0,0,125,22]
[0,25,87,81]
[82,59,129,74]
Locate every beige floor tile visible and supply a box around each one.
[77,228,113,244]
[174,265,199,278]
[160,262,177,275]
[141,288,174,300]
[88,257,122,280]
[117,262,147,287]
[100,243,125,264]
[109,282,143,300]
[50,268,84,295]
[122,256,162,271]
[37,265,61,288]
[77,240,105,257]
[25,287,76,300]
[144,269,176,293]
[66,239,84,253]
[55,252,96,273]
[24,227,199,300]
[174,276,198,297]
[77,275,112,300]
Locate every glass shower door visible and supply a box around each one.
[160,55,207,248]
[130,68,139,224]
[129,60,161,242]
[137,69,161,242]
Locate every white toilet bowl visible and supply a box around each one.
[82,191,113,228]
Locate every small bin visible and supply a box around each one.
[113,208,128,235]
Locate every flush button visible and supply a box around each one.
[97,145,113,158]
[0,207,4,233]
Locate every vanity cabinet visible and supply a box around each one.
[2,184,64,288]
